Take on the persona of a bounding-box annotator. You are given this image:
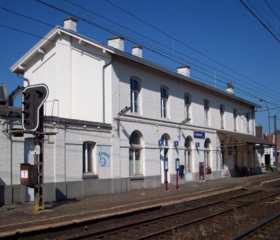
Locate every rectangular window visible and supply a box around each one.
[129,148,142,175]
[220,105,224,129]
[84,142,95,173]
[131,91,138,113]
[246,113,250,133]
[204,100,209,125]
[184,95,190,119]
[161,98,167,118]
[130,79,140,113]
[234,109,237,131]
[161,87,168,118]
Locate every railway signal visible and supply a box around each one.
[22,84,48,131]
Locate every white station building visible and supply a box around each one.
[0,17,272,205]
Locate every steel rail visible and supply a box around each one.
[232,212,280,240]
[63,190,263,240]
[133,191,280,240]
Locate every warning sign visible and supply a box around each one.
[21,169,28,180]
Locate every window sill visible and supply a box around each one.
[82,173,98,179]
[130,175,144,180]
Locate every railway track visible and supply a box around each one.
[64,186,280,240]
[232,212,280,240]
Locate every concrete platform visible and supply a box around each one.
[0,171,280,238]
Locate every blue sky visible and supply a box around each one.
[1,0,280,135]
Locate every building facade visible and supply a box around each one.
[0,17,272,205]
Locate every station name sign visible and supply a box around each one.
[194,131,205,139]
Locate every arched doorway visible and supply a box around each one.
[204,138,211,171]
[160,134,170,184]
[129,131,143,176]
[185,136,193,181]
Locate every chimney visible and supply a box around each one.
[177,66,190,77]
[63,17,78,32]
[131,45,143,58]
[107,36,125,51]
[226,83,234,94]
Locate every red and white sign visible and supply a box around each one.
[21,169,28,180]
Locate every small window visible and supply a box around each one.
[204,100,209,125]
[83,142,96,173]
[184,94,191,120]
[220,105,225,129]
[130,78,140,113]
[161,87,168,118]
[233,109,237,131]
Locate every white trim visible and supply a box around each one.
[11,28,114,73]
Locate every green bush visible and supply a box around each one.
[265,165,277,172]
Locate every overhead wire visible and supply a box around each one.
[2,2,279,109]
[240,0,280,43]
[46,0,280,102]
[104,0,280,96]
[264,0,280,21]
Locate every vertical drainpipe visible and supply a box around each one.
[102,55,119,123]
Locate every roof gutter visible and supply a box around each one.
[17,74,29,86]
[102,55,119,123]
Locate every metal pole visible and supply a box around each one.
[275,115,278,169]
[260,99,270,135]
[176,170,178,190]
[165,171,168,191]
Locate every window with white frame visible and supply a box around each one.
[83,142,96,173]
[161,87,168,118]
[233,109,237,131]
[246,113,250,133]
[220,105,225,129]
[130,78,140,113]
[184,94,191,120]
[204,99,210,125]
[129,131,142,175]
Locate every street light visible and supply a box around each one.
[260,99,270,136]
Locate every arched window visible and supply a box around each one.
[184,94,191,120]
[129,131,142,175]
[161,87,169,118]
[204,138,211,169]
[130,78,140,113]
[204,99,210,126]
[185,136,193,172]
[233,109,237,131]
[220,104,225,129]
[83,142,96,173]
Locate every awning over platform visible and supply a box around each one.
[218,130,274,146]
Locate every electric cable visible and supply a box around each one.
[59,0,280,101]
[240,0,280,43]
[34,0,280,103]
[104,0,280,95]
[2,3,280,109]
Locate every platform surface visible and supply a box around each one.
[0,172,280,237]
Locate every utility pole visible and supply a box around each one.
[274,115,278,169]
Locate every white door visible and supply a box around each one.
[185,150,193,181]
[24,138,34,202]
[160,148,170,184]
